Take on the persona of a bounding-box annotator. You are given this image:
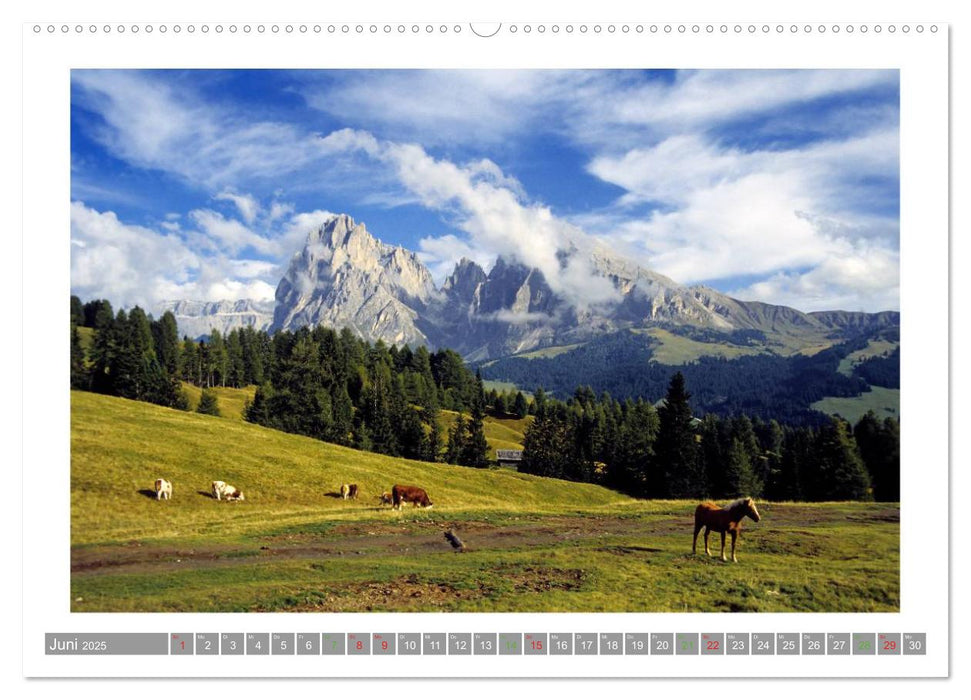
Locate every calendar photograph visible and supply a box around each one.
[68,68,901,614]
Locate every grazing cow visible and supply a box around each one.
[154,478,172,501]
[378,491,393,506]
[340,483,350,500]
[391,484,433,510]
[211,480,245,502]
[692,497,761,563]
[348,484,359,500]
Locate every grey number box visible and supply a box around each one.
[903,633,926,655]
[348,633,370,655]
[423,633,446,655]
[398,633,421,655]
[726,633,749,655]
[499,633,522,655]
[322,633,345,655]
[449,633,471,655]
[473,633,496,655]
[652,633,674,655]
[878,633,901,655]
[625,633,650,656]
[701,633,724,655]
[373,633,395,655]
[272,633,294,655]
[195,633,218,655]
[752,633,775,655]
[171,633,193,655]
[297,633,319,655]
[676,633,698,655]
[600,633,623,655]
[575,633,598,655]
[550,633,572,655]
[221,633,244,655]
[247,633,269,656]
[777,633,800,655]
[853,633,876,655]
[802,633,825,656]
[828,633,851,655]
[525,633,548,655]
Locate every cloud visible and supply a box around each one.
[324,130,621,309]
[72,71,331,190]
[71,201,341,309]
[214,190,261,224]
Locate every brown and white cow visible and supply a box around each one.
[348,484,359,500]
[154,478,172,501]
[391,484,433,510]
[378,491,393,506]
[340,483,350,500]
[211,480,245,501]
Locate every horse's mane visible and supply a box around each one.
[724,497,751,510]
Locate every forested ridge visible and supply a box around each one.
[70,296,899,501]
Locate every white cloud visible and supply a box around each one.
[214,190,261,224]
[325,131,621,309]
[72,71,331,189]
[71,201,340,309]
[71,201,200,309]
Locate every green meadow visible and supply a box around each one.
[71,391,899,613]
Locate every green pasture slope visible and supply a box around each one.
[71,391,899,613]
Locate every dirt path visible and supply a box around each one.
[70,514,678,577]
[71,507,899,579]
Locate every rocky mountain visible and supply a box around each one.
[270,214,899,360]
[156,299,274,339]
[273,214,437,347]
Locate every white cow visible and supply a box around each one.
[211,480,245,501]
[154,478,172,501]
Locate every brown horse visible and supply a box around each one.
[692,497,761,563]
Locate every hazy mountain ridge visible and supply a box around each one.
[164,213,899,358]
[156,299,275,338]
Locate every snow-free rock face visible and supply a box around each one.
[263,213,899,358]
[156,299,274,339]
[273,214,438,347]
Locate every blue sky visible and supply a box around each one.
[70,69,900,312]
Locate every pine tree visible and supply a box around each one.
[655,372,703,498]
[512,391,529,419]
[444,413,467,464]
[197,388,222,416]
[854,412,900,502]
[70,324,89,390]
[70,295,85,327]
[461,396,491,468]
[814,417,872,500]
[151,311,181,377]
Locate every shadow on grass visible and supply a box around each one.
[197,490,217,499]
[136,489,159,500]
[324,491,345,499]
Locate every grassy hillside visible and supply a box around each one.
[837,339,899,377]
[811,387,900,423]
[71,391,899,613]
[181,383,256,421]
[440,409,530,453]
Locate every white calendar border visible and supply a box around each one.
[20,14,949,679]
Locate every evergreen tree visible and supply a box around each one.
[813,417,872,500]
[512,391,529,419]
[151,311,181,377]
[328,383,354,446]
[70,325,89,390]
[724,438,761,498]
[461,398,491,468]
[654,372,703,498]
[197,388,222,416]
[521,407,575,479]
[444,414,467,464]
[70,295,85,327]
[854,412,900,502]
